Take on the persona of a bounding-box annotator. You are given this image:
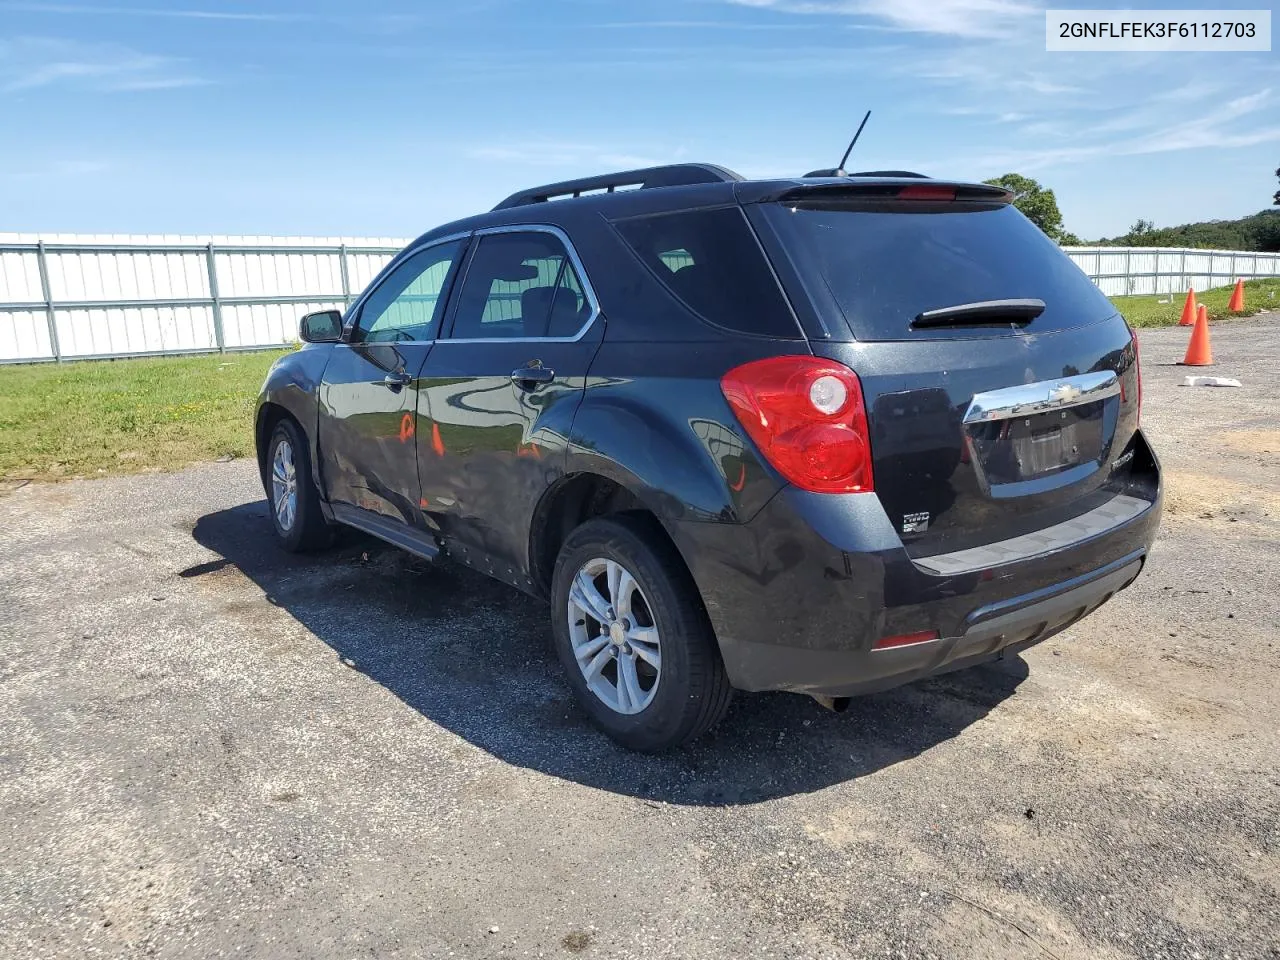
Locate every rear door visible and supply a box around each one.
[752,195,1145,558]
[416,226,603,582]
[316,237,466,525]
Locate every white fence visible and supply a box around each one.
[0,234,408,363]
[1063,246,1280,297]
[2,235,1278,363]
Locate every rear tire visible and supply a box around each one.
[266,419,330,552]
[551,515,732,752]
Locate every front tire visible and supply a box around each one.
[266,419,329,552]
[551,515,732,752]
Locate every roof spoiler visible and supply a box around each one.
[745,180,1013,205]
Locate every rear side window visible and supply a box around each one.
[760,202,1116,341]
[612,207,800,338]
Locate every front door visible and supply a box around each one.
[416,227,603,581]
[317,237,467,527]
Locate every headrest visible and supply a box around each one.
[521,285,585,337]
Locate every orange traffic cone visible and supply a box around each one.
[1178,288,1197,326]
[1181,304,1213,366]
[431,423,446,456]
[1227,279,1245,312]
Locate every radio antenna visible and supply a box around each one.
[835,111,872,176]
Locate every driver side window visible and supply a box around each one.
[356,240,463,343]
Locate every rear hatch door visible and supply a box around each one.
[748,186,1146,559]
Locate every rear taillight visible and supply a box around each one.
[720,355,874,493]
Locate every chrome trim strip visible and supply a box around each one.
[963,370,1120,424]
[440,223,602,345]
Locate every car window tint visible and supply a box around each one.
[758,202,1117,341]
[546,257,589,338]
[451,232,591,340]
[357,240,462,343]
[612,207,800,338]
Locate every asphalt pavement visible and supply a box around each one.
[1,318,1278,959]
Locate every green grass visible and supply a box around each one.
[2,276,1279,482]
[0,349,290,481]
[1110,277,1280,329]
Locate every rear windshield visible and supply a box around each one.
[760,202,1117,341]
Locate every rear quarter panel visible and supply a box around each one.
[567,339,798,523]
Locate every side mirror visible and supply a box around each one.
[299,309,344,343]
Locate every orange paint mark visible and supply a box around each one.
[729,463,746,492]
[398,413,415,444]
[431,423,445,456]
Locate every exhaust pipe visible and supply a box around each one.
[812,694,851,713]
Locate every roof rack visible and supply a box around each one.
[492,163,743,211]
[803,168,929,179]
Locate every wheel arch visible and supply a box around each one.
[254,401,294,494]
[527,470,698,603]
[254,345,331,500]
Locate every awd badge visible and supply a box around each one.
[902,511,930,534]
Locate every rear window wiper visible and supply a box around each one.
[912,298,1046,328]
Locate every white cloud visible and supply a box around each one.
[590,20,822,30]
[724,0,1041,38]
[1150,80,1225,103]
[0,37,206,93]
[0,3,301,21]
[1224,89,1270,116]
[952,91,1280,174]
[1012,75,1084,96]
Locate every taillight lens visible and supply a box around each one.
[720,355,874,493]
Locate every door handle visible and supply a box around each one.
[382,371,412,389]
[510,364,555,388]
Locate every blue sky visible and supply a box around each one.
[1,0,1277,240]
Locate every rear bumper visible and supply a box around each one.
[715,553,1143,698]
[666,429,1161,697]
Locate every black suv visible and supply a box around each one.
[255,163,1161,751]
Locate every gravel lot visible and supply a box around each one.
[2,318,1278,960]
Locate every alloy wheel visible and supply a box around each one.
[566,557,662,715]
[271,438,298,533]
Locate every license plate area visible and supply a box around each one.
[961,371,1120,495]
[1007,404,1104,481]
[966,400,1107,487]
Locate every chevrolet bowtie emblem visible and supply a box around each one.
[1048,382,1081,403]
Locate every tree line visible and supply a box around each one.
[982,170,1280,252]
